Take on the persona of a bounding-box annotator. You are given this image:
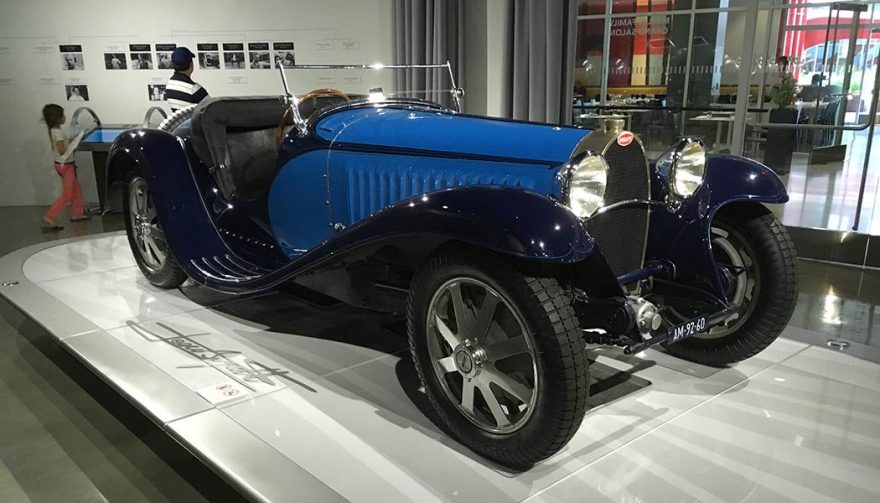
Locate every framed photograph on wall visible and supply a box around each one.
[248,42,271,69]
[147,84,166,101]
[156,43,176,70]
[65,84,89,101]
[222,43,245,69]
[130,44,153,70]
[103,53,127,70]
[197,43,220,70]
[60,45,84,71]
[273,42,295,69]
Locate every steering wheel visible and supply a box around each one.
[275,88,351,149]
[299,88,351,111]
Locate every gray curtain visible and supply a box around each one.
[502,0,577,124]
[393,0,465,108]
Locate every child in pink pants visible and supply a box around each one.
[41,104,89,229]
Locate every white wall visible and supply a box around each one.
[0,0,393,206]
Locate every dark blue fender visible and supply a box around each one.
[646,154,788,299]
[108,130,596,294]
[106,129,233,267]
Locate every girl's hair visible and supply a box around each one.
[42,104,64,130]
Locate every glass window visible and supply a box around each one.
[613,0,690,13]
[578,0,607,16]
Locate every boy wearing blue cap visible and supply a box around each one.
[166,47,208,111]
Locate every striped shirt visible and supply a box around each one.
[166,72,208,111]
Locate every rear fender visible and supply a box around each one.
[106,129,230,268]
[647,155,788,299]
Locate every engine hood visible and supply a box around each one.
[314,104,589,165]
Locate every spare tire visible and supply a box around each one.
[158,104,196,133]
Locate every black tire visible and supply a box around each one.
[123,175,187,289]
[407,252,589,470]
[158,104,195,133]
[665,206,798,367]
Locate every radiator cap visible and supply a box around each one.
[604,118,625,135]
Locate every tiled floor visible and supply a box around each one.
[0,208,245,502]
[2,207,880,501]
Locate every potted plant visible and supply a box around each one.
[765,68,799,175]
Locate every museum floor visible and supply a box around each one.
[1,206,879,501]
[765,128,880,235]
[0,207,245,502]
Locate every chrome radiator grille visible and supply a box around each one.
[585,138,651,277]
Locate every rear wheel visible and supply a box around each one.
[124,175,187,289]
[665,207,797,366]
[407,252,589,470]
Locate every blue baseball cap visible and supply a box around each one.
[171,47,195,65]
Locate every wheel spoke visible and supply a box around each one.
[472,292,499,340]
[745,278,756,302]
[136,189,148,215]
[478,382,510,428]
[146,237,164,265]
[461,381,476,414]
[129,191,139,215]
[487,336,529,362]
[434,314,461,348]
[449,282,469,328]
[483,365,531,404]
[150,225,166,242]
[437,356,457,373]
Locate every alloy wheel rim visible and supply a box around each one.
[129,179,167,272]
[426,277,539,434]
[698,225,760,339]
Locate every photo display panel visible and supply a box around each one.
[60,44,84,71]
[147,84,166,101]
[156,43,176,70]
[197,43,220,70]
[65,84,89,101]
[248,42,271,69]
[130,43,153,70]
[222,43,245,69]
[273,42,295,68]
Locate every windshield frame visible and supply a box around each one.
[275,59,463,135]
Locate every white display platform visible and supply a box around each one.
[2,232,880,502]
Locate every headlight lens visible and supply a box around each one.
[567,154,608,218]
[671,140,706,197]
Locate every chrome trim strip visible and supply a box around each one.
[199,257,240,280]
[190,259,243,283]
[586,199,665,221]
[224,254,270,274]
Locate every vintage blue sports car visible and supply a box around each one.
[106,61,797,470]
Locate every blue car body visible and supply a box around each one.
[106,98,787,306]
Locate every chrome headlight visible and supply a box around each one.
[668,139,706,197]
[565,153,608,218]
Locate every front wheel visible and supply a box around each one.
[407,252,589,470]
[665,206,798,366]
[123,175,187,289]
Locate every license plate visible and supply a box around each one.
[668,315,709,344]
